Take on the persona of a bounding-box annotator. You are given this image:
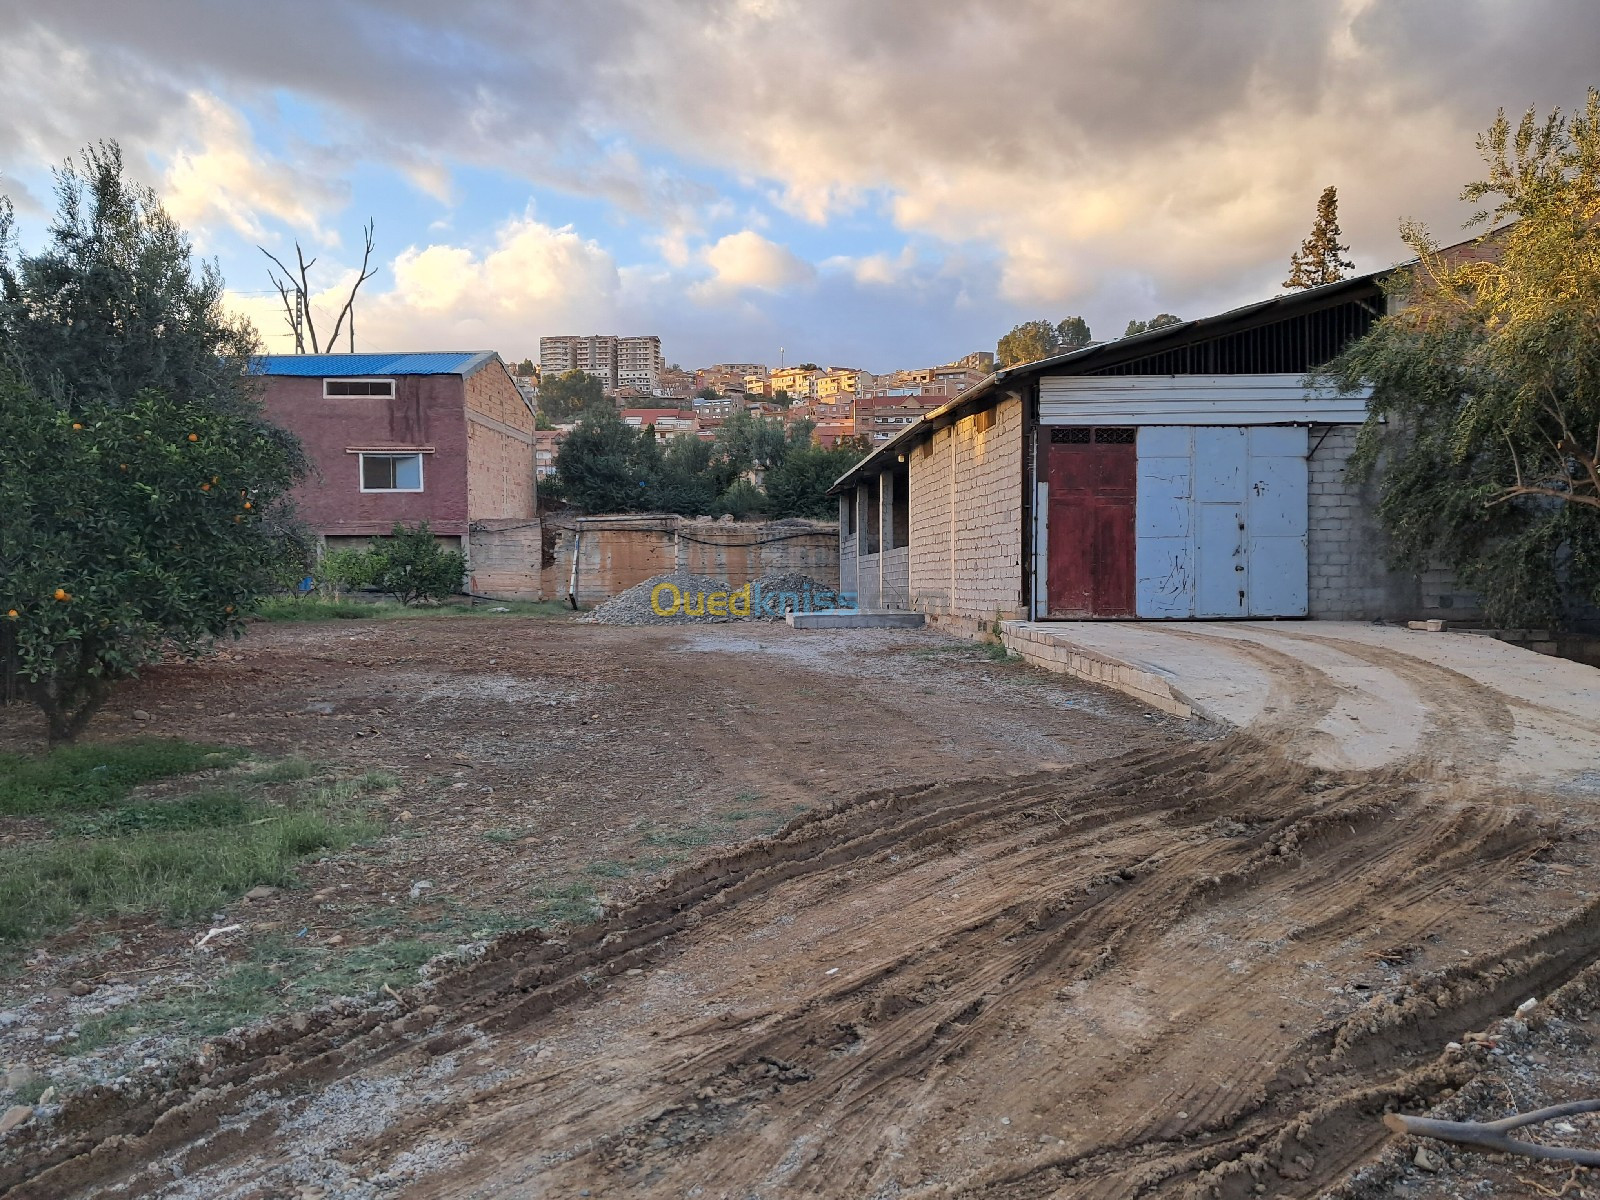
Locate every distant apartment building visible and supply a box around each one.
[695,363,765,395]
[770,365,822,399]
[534,427,566,481]
[622,408,700,440]
[540,334,663,393]
[816,367,873,401]
[865,401,930,445]
[693,394,736,419]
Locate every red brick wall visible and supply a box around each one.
[260,374,470,537]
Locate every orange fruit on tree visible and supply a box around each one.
[53,588,70,602]
[188,433,198,441]
[72,422,83,430]
[5,609,17,619]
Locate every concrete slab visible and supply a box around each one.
[786,610,926,630]
[1000,619,1600,786]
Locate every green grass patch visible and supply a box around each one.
[0,739,246,817]
[65,935,442,1057]
[0,770,394,953]
[254,596,573,622]
[530,881,602,926]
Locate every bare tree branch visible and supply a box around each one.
[1384,1101,1600,1166]
[295,243,320,353]
[324,221,378,354]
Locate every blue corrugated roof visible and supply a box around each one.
[250,352,496,377]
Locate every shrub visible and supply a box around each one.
[368,522,466,606]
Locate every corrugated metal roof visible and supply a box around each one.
[826,269,1391,496]
[250,352,498,377]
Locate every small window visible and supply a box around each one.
[973,408,996,433]
[325,378,395,398]
[360,453,423,492]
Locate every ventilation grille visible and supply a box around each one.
[1051,427,1092,444]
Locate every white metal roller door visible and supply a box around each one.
[1134,426,1308,618]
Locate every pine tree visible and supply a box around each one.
[1284,185,1355,289]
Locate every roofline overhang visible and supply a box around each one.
[825,270,1389,496]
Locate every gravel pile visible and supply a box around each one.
[582,573,732,625]
[749,572,847,620]
[583,571,846,624]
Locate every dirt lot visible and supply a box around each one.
[3,615,1600,1198]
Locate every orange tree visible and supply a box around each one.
[0,377,306,743]
[0,143,307,743]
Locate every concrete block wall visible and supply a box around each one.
[880,547,910,609]
[907,395,1026,632]
[838,493,858,600]
[463,363,535,522]
[855,551,882,609]
[467,519,543,600]
[908,426,954,613]
[540,516,839,606]
[1307,424,1479,621]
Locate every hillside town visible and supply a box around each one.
[6,6,1600,1200]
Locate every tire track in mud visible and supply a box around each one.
[1,738,1589,1200]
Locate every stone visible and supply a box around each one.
[1413,1146,1441,1171]
[0,1105,32,1135]
[244,885,280,901]
[3,1067,37,1091]
[68,981,93,997]
[304,701,336,715]
[131,709,151,722]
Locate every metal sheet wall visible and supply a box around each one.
[1133,426,1309,618]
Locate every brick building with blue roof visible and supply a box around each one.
[253,351,541,598]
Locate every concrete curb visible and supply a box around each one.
[998,621,1214,721]
[786,611,927,630]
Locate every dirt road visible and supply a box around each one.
[9,741,1599,1198]
[2,619,1598,1198]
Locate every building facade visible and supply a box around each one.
[254,351,539,598]
[831,275,1473,628]
[541,334,663,394]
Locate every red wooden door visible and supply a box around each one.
[1046,428,1136,618]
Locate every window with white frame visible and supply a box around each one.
[325,378,395,398]
[359,453,423,492]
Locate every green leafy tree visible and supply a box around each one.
[366,523,466,606]
[0,376,307,743]
[1322,91,1600,626]
[1055,315,1093,351]
[771,388,794,408]
[694,385,723,401]
[656,435,732,516]
[765,445,865,519]
[538,369,607,423]
[548,409,662,512]
[1285,185,1355,289]
[1124,313,1183,337]
[715,411,790,474]
[996,316,1092,366]
[0,143,308,744]
[514,358,535,376]
[717,479,765,519]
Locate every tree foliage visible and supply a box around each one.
[0,376,307,744]
[538,369,608,423]
[0,143,309,744]
[367,523,466,606]
[547,406,859,520]
[1322,91,1600,626]
[1285,185,1355,289]
[1124,313,1183,337]
[996,316,1092,366]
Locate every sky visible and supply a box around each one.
[2,0,1598,373]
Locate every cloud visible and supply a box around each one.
[12,0,1600,361]
[163,93,346,242]
[230,213,621,353]
[692,230,813,298]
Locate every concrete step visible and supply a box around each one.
[786,611,926,630]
